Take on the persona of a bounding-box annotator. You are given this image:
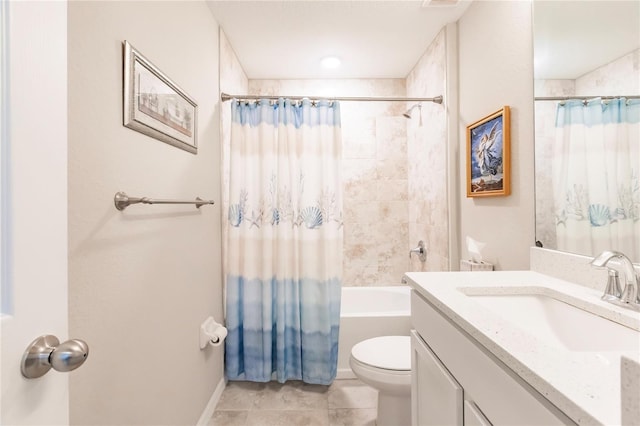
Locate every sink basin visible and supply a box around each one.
[465,292,640,352]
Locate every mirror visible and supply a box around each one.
[0,0,8,314]
[533,0,640,262]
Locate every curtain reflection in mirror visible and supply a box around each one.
[552,98,639,260]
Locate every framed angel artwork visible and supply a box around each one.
[466,106,511,197]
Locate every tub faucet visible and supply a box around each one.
[590,250,640,311]
[410,241,427,263]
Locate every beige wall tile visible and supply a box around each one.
[248,63,448,284]
[406,28,449,272]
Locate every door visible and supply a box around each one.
[1,1,69,424]
[411,331,463,426]
[464,400,493,426]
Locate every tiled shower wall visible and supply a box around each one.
[247,79,409,286]
[406,29,449,272]
[220,30,450,287]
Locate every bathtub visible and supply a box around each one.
[337,286,412,379]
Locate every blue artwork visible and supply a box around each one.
[469,114,504,193]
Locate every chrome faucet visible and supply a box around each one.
[590,250,640,311]
[410,240,427,263]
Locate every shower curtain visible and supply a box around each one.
[553,98,640,259]
[225,98,343,385]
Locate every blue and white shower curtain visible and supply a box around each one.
[225,98,343,385]
[553,98,640,259]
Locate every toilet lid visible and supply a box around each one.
[351,336,411,371]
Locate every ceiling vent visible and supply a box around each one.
[422,0,460,7]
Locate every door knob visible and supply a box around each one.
[21,335,89,379]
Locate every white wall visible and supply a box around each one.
[458,0,535,270]
[68,2,223,424]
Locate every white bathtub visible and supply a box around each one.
[337,286,412,379]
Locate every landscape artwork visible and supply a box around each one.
[123,41,198,154]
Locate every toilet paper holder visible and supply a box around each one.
[199,317,227,349]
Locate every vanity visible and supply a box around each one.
[404,250,640,425]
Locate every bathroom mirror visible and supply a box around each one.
[533,0,640,262]
[0,0,8,313]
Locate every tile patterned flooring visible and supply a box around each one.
[208,379,378,426]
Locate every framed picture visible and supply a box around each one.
[466,106,511,197]
[123,41,198,154]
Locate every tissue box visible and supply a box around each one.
[460,260,494,271]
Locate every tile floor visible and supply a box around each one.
[208,379,378,426]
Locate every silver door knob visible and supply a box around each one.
[21,335,89,379]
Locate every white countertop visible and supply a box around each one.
[404,270,640,426]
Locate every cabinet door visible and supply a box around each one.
[464,400,492,426]
[411,331,463,426]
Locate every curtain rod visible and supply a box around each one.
[220,92,443,104]
[535,95,640,101]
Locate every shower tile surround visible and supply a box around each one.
[220,29,450,287]
[406,29,449,273]
[247,79,412,286]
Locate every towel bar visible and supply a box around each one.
[114,191,215,211]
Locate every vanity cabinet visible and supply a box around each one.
[411,331,463,425]
[410,289,574,426]
[411,330,492,426]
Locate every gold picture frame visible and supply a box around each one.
[466,106,511,197]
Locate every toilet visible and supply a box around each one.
[349,336,411,426]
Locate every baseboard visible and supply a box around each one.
[336,368,356,380]
[196,377,226,426]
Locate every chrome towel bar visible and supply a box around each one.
[114,191,215,211]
